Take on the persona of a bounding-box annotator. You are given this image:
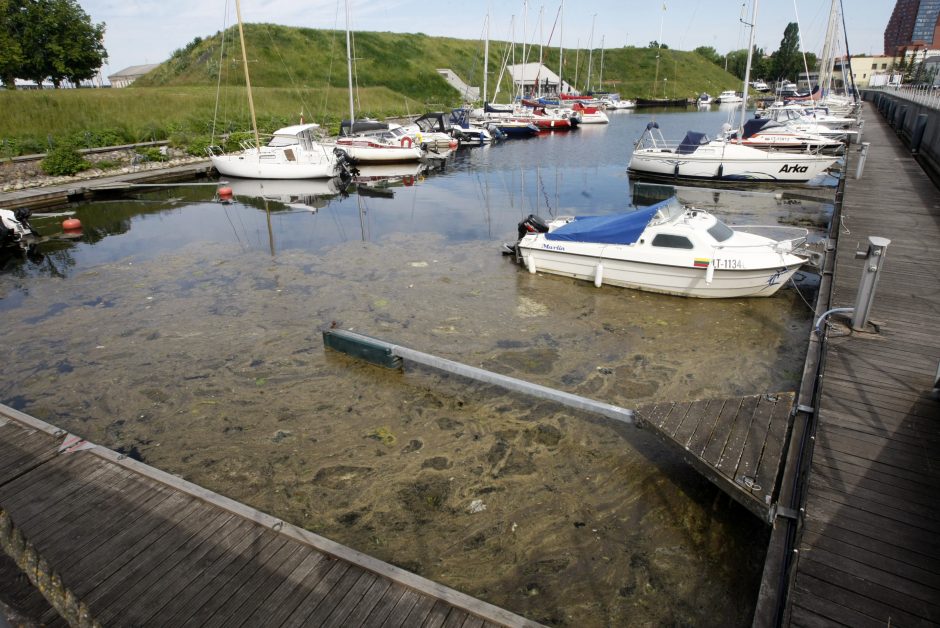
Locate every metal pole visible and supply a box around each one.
[323,329,636,426]
[851,236,891,331]
[855,141,870,179]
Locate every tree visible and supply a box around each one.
[693,46,722,66]
[771,22,802,82]
[3,0,106,88]
[0,0,26,88]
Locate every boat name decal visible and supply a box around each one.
[541,243,566,251]
[778,164,809,174]
[711,258,744,270]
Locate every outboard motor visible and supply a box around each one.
[517,214,549,241]
[0,207,37,248]
[503,214,550,257]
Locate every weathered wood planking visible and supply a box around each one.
[784,103,940,627]
[0,405,542,628]
[635,392,795,521]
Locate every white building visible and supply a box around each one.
[505,63,576,97]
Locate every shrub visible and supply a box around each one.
[41,144,91,176]
[135,147,167,162]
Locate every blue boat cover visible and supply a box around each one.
[677,131,708,154]
[544,200,666,244]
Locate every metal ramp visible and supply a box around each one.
[323,329,794,522]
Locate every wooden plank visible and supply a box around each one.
[419,599,454,628]
[320,571,380,628]
[200,540,313,628]
[750,393,793,505]
[127,517,259,626]
[461,617,485,628]
[360,582,409,627]
[258,551,339,627]
[96,510,238,625]
[809,446,935,495]
[701,396,754,468]
[812,427,939,477]
[300,564,369,627]
[693,397,736,460]
[327,575,391,628]
[378,588,421,627]
[179,535,291,627]
[810,458,937,510]
[715,394,758,480]
[281,558,351,628]
[236,551,328,627]
[442,608,472,628]
[0,454,106,518]
[673,399,712,450]
[153,526,280,626]
[399,592,439,627]
[658,401,692,438]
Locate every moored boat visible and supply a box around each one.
[506,197,812,298]
[210,124,350,179]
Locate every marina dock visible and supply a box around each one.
[0,404,538,627]
[756,95,940,626]
[1,95,938,627]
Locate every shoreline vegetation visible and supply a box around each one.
[0,25,743,166]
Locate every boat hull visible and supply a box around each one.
[210,154,337,179]
[517,245,801,298]
[628,147,837,182]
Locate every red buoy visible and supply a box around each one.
[218,186,234,201]
[62,217,82,231]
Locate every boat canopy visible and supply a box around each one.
[741,118,784,138]
[544,200,667,245]
[677,131,709,155]
[339,120,389,136]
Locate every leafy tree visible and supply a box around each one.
[693,46,721,66]
[648,41,668,49]
[3,0,106,88]
[771,22,802,82]
[0,0,26,88]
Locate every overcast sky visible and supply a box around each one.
[84,0,894,78]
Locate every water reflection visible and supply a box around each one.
[0,108,839,627]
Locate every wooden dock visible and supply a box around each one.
[777,102,940,624]
[0,404,540,627]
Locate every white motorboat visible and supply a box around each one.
[507,197,812,298]
[722,119,845,155]
[571,102,610,124]
[398,113,460,152]
[716,90,743,104]
[751,80,770,92]
[628,122,839,183]
[697,93,713,106]
[1,208,39,251]
[334,125,427,163]
[210,124,349,179]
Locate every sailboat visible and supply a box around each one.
[208,1,349,180]
[332,1,427,163]
[627,0,839,184]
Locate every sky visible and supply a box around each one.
[84,0,894,80]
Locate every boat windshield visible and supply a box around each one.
[268,135,301,148]
[707,220,734,242]
[650,198,686,224]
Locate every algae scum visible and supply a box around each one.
[0,111,835,626]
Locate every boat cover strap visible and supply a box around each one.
[544,201,665,244]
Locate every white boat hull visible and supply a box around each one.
[335,139,424,162]
[518,245,801,298]
[211,153,337,179]
[628,144,837,182]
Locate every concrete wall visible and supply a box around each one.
[863,90,940,181]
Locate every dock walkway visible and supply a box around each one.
[0,404,539,627]
[783,101,940,625]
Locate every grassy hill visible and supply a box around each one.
[0,24,742,158]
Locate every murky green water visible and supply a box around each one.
[0,109,836,626]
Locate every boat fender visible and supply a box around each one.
[400,136,413,148]
[526,254,537,274]
[673,162,680,178]
[705,259,715,284]
[62,217,82,231]
[594,262,604,287]
[717,164,724,178]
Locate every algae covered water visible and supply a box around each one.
[0,108,835,626]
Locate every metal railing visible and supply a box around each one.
[869,84,940,110]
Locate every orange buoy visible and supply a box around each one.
[218,186,234,201]
[62,217,82,231]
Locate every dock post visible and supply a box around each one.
[854,142,871,179]
[851,236,891,331]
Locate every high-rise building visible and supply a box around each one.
[886,0,940,55]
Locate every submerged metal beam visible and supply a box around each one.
[323,329,636,426]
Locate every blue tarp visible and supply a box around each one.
[677,131,708,155]
[544,200,667,244]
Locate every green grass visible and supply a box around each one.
[0,24,742,157]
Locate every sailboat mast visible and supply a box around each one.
[483,13,489,104]
[599,35,605,91]
[558,1,564,95]
[586,14,595,92]
[739,0,758,136]
[234,0,260,149]
[345,0,355,130]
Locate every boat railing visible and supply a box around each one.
[727,225,809,251]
